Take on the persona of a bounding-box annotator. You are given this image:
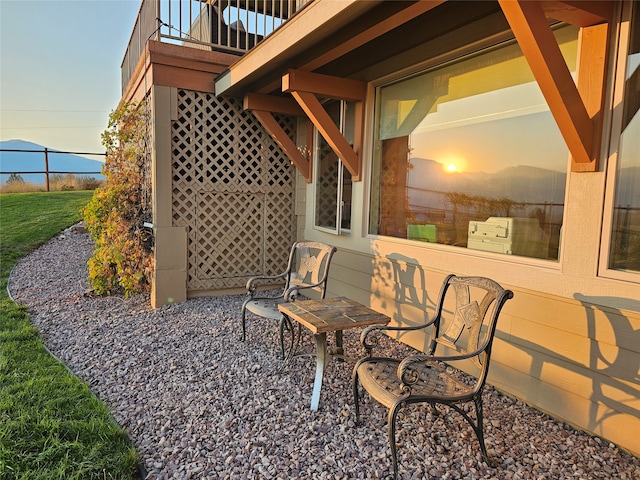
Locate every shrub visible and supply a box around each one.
[0,181,39,194]
[78,176,103,190]
[50,173,75,191]
[83,101,153,297]
[6,173,25,184]
[0,175,104,193]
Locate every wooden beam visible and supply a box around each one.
[572,22,609,172]
[290,90,360,181]
[243,93,305,116]
[251,110,311,182]
[540,1,612,27]
[283,69,366,102]
[499,0,594,165]
[556,1,613,24]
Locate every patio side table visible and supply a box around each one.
[278,296,390,411]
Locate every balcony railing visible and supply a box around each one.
[122,0,310,93]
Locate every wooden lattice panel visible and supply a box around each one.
[264,190,295,274]
[171,89,296,293]
[195,192,265,279]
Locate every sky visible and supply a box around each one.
[0,0,141,154]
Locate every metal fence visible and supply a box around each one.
[121,0,310,92]
[0,148,105,192]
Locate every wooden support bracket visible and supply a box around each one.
[244,93,305,116]
[573,22,609,172]
[283,69,366,181]
[283,69,367,101]
[252,109,311,182]
[244,93,312,182]
[290,90,361,181]
[499,0,603,170]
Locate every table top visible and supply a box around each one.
[278,297,390,334]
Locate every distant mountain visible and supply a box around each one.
[407,157,640,208]
[0,140,105,185]
[408,157,567,204]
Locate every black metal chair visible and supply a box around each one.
[240,241,337,358]
[352,275,513,478]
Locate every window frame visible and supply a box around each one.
[312,100,353,236]
[366,30,576,265]
[599,1,640,283]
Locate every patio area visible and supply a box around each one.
[8,227,639,480]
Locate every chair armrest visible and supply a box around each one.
[360,321,435,356]
[397,351,482,387]
[397,354,438,387]
[246,272,288,294]
[283,285,299,302]
[282,280,326,302]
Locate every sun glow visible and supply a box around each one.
[441,154,467,173]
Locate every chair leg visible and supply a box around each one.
[278,316,287,360]
[352,367,361,424]
[240,303,247,342]
[473,395,494,466]
[388,402,402,480]
[279,315,295,361]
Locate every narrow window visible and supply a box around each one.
[369,26,578,261]
[609,4,640,274]
[314,100,353,235]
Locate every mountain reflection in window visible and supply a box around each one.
[369,26,579,261]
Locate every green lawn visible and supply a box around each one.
[0,191,140,480]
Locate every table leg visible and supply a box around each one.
[310,332,327,411]
[335,330,344,356]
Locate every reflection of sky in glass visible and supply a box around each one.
[627,53,640,79]
[411,81,568,174]
[616,52,640,208]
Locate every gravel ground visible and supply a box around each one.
[7,226,640,480]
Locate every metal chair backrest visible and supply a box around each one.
[284,241,337,298]
[428,274,512,390]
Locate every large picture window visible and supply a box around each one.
[314,100,353,235]
[609,4,640,273]
[369,26,578,261]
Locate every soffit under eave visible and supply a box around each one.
[214,0,380,98]
[216,0,612,97]
[214,0,613,97]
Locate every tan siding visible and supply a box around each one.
[511,290,640,350]
[294,118,309,241]
[295,169,307,241]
